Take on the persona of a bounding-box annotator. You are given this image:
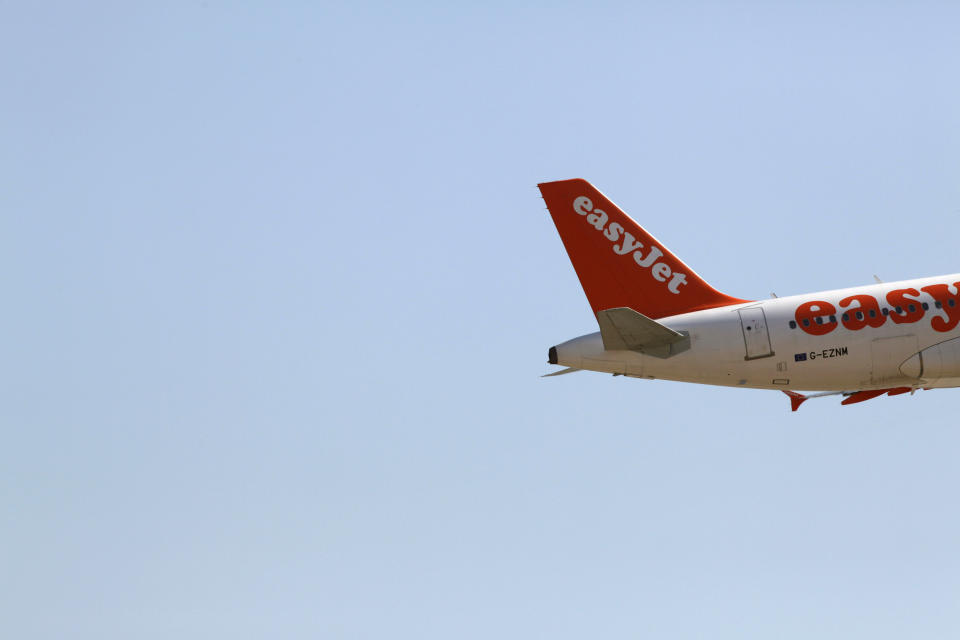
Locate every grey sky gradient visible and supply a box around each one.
[2,2,960,638]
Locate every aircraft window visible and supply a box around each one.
[882,308,890,315]
[855,311,864,320]
[936,301,943,309]
[922,302,929,310]
[789,320,797,329]
[842,313,850,322]
[869,309,877,318]
[815,317,823,325]
[829,315,837,323]
[895,306,903,314]
[802,318,810,327]
[908,304,917,313]
[950,299,957,308]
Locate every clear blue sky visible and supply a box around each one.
[3,2,960,638]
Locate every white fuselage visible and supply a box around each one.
[552,274,960,392]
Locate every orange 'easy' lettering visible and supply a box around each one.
[795,300,838,336]
[920,283,960,332]
[886,288,925,325]
[838,294,886,331]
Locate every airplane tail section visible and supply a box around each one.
[538,179,749,319]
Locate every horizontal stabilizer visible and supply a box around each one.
[541,367,581,377]
[596,307,690,358]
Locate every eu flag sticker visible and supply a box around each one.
[794,353,807,362]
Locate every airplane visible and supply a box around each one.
[539,178,960,410]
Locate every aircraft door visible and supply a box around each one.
[738,307,774,360]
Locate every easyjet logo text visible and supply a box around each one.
[573,196,687,294]
[795,283,960,336]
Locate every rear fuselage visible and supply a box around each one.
[552,274,960,391]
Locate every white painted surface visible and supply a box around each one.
[551,274,960,392]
